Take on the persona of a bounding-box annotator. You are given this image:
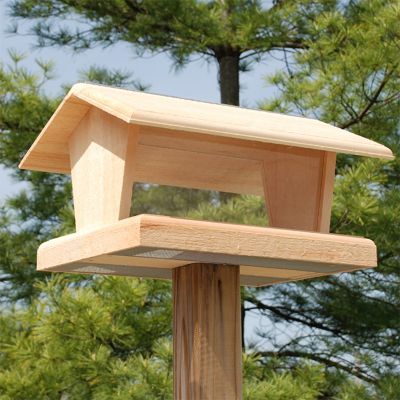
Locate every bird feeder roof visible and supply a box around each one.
[19,83,393,174]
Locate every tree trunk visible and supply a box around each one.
[216,52,242,202]
[218,53,240,106]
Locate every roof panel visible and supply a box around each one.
[19,83,394,173]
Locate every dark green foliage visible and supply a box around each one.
[0,53,70,301]
[0,276,173,399]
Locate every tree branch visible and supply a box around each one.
[339,68,397,129]
[245,296,345,338]
[256,350,377,383]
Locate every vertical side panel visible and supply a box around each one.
[262,148,334,232]
[69,107,138,232]
[317,152,336,232]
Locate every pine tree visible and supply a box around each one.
[7,0,332,105]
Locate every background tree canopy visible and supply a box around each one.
[0,0,399,399]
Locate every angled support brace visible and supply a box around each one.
[69,107,138,232]
[262,148,336,232]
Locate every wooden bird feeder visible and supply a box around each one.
[20,83,393,399]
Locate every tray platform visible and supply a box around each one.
[38,214,377,286]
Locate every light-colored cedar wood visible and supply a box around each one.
[19,84,393,233]
[20,95,90,174]
[19,83,393,175]
[261,149,336,232]
[132,143,264,195]
[137,125,326,162]
[262,147,324,231]
[317,152,336,232]
[67,113,335,229]
[36,214,377,286]
[69,107,138,231]
[173,263,242,400]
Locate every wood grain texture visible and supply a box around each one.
[136,215,376,268]
[36,214,377,286]
[69,107,138,231]
[19,83,393,174]
[132,143,264,195]
[262,149,336,232]
[173,264,242,400]
[262,147,325,231]
[20,95,90,174]
[317,152,336,232]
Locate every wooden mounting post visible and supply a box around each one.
[173,264,242,400]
